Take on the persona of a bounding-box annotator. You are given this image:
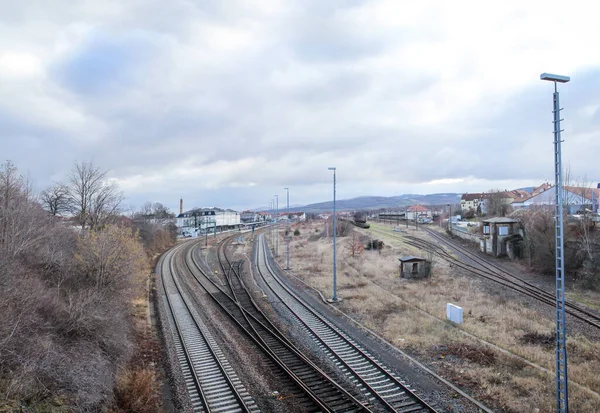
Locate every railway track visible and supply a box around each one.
[158,242,259,413]
[184,236,370,412]
[401,227,600,330]
[253,234,438,413]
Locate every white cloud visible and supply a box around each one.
[0,0,599,213]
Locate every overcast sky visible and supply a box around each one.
[1,0,599,213]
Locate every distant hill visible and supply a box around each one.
[288,193,462,213]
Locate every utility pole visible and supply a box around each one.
[541,72,570,413]
[328,167,337,302]
[269,200,273,248]
[284,187,290,270]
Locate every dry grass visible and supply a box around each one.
[274,220,600,412]
[113,368,160,413]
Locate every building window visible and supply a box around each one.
[498,226,509,236]
[483,225,490,235]
[412,263,418,273]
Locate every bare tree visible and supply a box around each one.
[345,231,364,257]
[40,184,70,216]
[484,189,511,217]
[67,161,123,230]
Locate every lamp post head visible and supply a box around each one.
[540,73,570,83]
[328,167,336,171]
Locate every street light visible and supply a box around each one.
[284,187,290,270]
[447,204,451,232]
[269,200,274,248]
[274,194,279,257]
[328,167,338,302]
[541,72,570,413]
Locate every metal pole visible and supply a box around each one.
[275,194,279,257]
[552,80,568,413]
[269,201,273,248]
[328,167,337,302]
[285,187,290,270]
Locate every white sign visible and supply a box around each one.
[446,303,463,324]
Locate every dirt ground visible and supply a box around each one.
[272,219,600,413]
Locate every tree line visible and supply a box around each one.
[0,160,175,411]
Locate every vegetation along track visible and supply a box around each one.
[184,234,370,412]
[255,233,438,413]
[158,242,259,413]
[403,226,600,330]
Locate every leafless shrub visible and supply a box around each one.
[114,368,161,413]
[0,161,151,411]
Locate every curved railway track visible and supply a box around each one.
[252,234,438,413]
[184,236,370,412]
[399,227,600,330]
[158,242,259,413]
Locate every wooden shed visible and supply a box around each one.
[398,256,431,278]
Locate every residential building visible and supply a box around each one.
[511,185,600,214]
[406,205,432,221]
[460,193,483,213]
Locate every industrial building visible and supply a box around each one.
[176,207,241,236]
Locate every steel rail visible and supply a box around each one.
[403,228,600,330]
[253,234,438,413]
[185,238,369,412]
[160,242,257,413]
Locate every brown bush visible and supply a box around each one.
[446,343,497,366]
[114,368,160,413]
[0,161,154,411]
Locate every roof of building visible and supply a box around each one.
[177,207,238,218]
[407,205,430,212]
[564,186,600,202]
[482,217,520,223]
[398,256,427,262]
[461,193,483,201]
[511,185,600,205]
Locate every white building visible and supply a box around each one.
[511,185,600,214]
[177,207,241,235]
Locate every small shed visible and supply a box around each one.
[398,256,431,278]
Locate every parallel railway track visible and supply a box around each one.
[184,236,370,412]
[158,243,259,413]
[253,234,438,413]
[397,226,600,330]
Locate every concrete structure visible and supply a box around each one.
[398,256,431,278]
[177,207,240,235]
[480,217,521,258]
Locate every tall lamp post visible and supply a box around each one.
[284,187,290,270]
[541,72,570,413]
[328,167,337,302]
[447,204,451,232]
[269,200,273,248]
[274,194,279,257]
